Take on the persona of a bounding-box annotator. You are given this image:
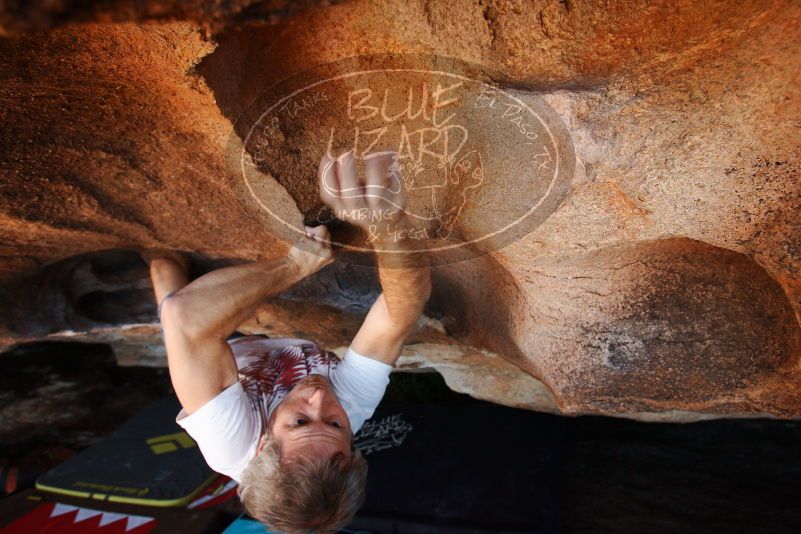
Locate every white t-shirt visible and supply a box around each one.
[175,336,392,482]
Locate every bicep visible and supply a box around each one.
[160,299,240,414]
[349,293,411,366]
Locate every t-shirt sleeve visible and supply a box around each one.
[175,381,260,483]
[330,347,393,433]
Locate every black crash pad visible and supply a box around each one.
[36,397,216,507]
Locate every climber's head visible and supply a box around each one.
[268,373,353,460]
[238,374,367,533]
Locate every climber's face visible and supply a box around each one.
[266,374,352,462]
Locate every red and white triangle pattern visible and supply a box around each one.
[1,502,157,533]
[186,476,238,510]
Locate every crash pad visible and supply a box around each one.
[36,397,215,507]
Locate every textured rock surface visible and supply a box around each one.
[1,0,800,420]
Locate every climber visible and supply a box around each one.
[145,150,431,533]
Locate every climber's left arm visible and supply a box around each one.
[349,235,431,365]
[149,228,332,413]
[318,150,431,366]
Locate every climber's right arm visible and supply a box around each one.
[318,150,431,366]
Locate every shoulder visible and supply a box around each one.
[334,346,393,378]
[330,346,393,432]
[175,381,262,482]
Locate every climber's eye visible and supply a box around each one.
[328,421,342,429]
[294,418,307,426]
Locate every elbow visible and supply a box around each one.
[159,295,187,333]
[159,294,209,342]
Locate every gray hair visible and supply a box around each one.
[238,435,368,534]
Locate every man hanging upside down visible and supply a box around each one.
[146,151,430,533]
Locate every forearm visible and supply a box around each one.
[349,237,430,364]
[163,257,302,341]
[374,237,431,330]
[149,257,190,305]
